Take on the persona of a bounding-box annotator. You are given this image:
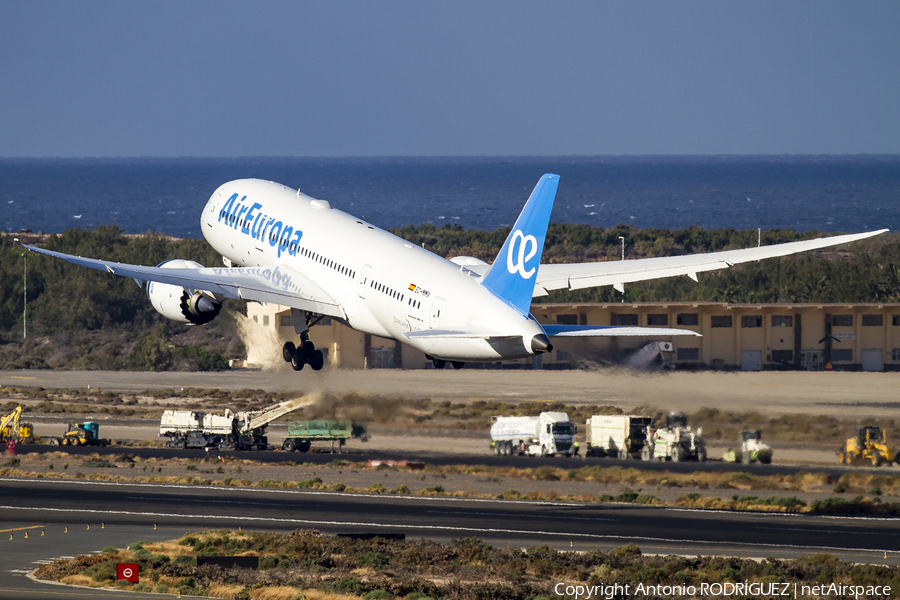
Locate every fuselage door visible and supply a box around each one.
[358,264,372,299]
[430,297,445,329]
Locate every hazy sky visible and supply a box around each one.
[2,1,898,157]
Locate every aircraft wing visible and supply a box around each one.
[532,229,888,294]
[543,325,700,337]
[21,244,344,318]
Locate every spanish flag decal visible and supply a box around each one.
[408,284,417,291]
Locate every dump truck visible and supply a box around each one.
[49,422,108,447]
[281,420,368,453]
[643,412,706,462]
[838,426,896,467]
[490,412,577,457]
[585,414,653,459]
[724,430,773,464]
[0,406,35,444]
[159,397,311,450]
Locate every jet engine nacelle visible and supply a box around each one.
[147,260,221,325]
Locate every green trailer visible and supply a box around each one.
[281,420,367,453]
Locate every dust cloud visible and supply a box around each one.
[235,313,289,372]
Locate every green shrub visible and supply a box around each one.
[633,493,659,505]
[358,552,390,568]
[332,482,346,492]
[101,546,119,554]
[363,591,394,600]
[334,577,363,593]
[88,561,116,582]
[612,543,641,557]
[614,492,639,503]
[174,555,195,566]
[154,584,168,593]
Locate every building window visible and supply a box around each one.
[263,315,270,326]
[893,315,900,326]
[677,313,699,326]
[647,314,668,326]
[772,349,793,363]
[252,315,258,323]
[832,349,853,362]
[711,315,732,328]
[557,314,578,325]
[832,315,853,327]
[741,315,762,328]
[677,348,699,361]
[892,349,900,362]
[280,315,292,327]
[771,315,792,328]
[862,314,883,327]
[616,314,638,326]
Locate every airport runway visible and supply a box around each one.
[3,477,900,564]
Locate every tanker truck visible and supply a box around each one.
[490,411,577,457]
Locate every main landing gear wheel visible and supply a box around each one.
[290,343,324,371]
[310,349,324,371]
[451,361,465,370]
[432,358,447,369]
[282,342,296,362]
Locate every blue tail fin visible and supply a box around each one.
[481,174,559,314]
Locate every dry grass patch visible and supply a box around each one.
[60,574,96,587]
[208,583,245,599]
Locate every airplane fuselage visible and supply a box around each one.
[202,179,546,361]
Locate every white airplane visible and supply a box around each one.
[20,174,887,371]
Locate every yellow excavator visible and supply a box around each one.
[0,406,35,444]
[839,426,896,467]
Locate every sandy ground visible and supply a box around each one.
[19,421,851,467]
[6,368,899,469]
[4,368,900,417]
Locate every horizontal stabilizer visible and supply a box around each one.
[403,328,513,340]
[544,325,701,337]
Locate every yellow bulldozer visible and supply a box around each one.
[838,426,896,467]
[0,406,36,444]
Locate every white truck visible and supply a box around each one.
[490,411,577,457]
[642,411,707,462]
[159,397,309,451]
[585,415,653,459]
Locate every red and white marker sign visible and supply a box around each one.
[117,563,139,582]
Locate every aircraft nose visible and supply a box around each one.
[530,333,553,354]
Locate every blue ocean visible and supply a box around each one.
[1,156,898,238]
